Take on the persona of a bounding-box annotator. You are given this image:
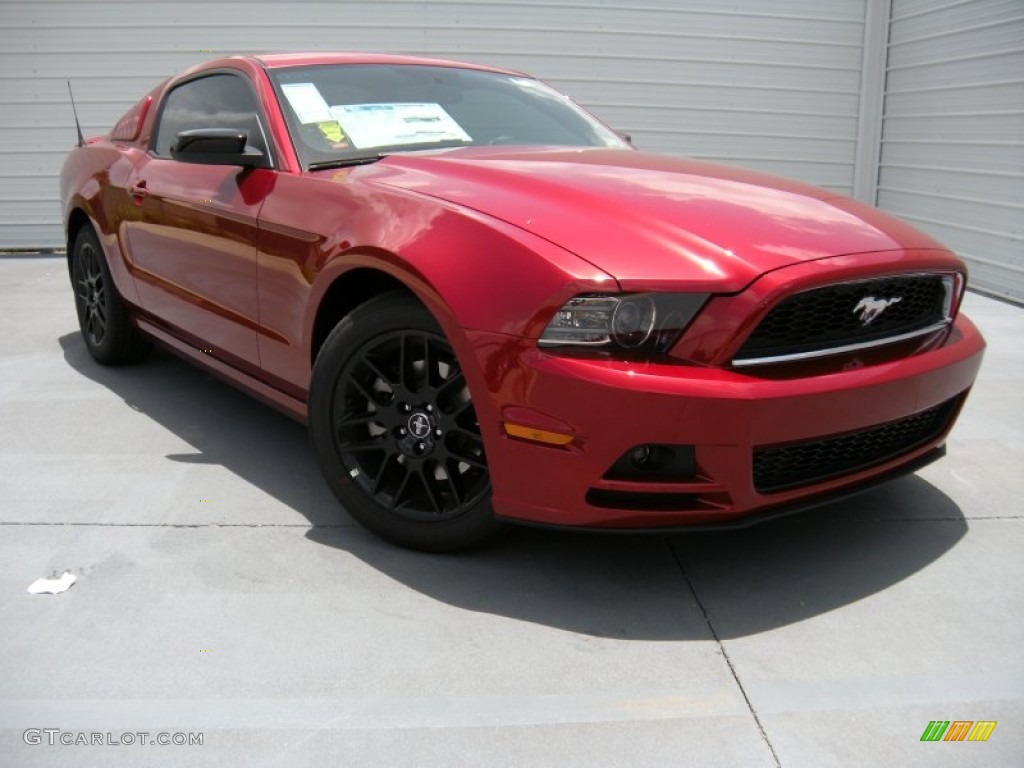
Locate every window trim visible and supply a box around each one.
[150,68,277,169]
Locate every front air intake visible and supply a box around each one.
[753,397,960,493]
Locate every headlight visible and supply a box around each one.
[539,293,708,354]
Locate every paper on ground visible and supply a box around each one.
[27,571,76,595]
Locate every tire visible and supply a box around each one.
[309,292,503,552]
[70,225,151,365]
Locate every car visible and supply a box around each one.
[60,52,985,551]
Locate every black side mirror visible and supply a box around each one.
[171,128,266,168]
[616,131,633,145]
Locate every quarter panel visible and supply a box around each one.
[61,143,143,307]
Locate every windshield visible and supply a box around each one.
[268,63,628,169]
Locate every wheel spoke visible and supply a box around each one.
[436,370,465,402]
[405,334,421,392]
[442,461,462,505]
[336,414,380,430]
[398,334,408,391]
[452,456,487,470]
[446,428,485,462]
[342,439,387,454]
[371,454,396,495]
[400,334,427,393]
[446,447,487,470]
[346,371,382,406]
[423,335,435,387]
[417,468,442,514]
[390,468,413,510]
[361,355,397,392]
[415,335,427,392]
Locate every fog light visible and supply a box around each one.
[630,445,652,467]
[604,444,697,481]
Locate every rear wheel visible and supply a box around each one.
[70,225,151,365]
[309,293,502,551]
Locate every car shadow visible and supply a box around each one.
[59,332,968,641]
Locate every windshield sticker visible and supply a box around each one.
[328,103,472,149]
[281,83,334,124]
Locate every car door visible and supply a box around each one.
[124,72,276,369]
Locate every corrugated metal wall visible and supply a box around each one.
[0,0,866,249]
[877,0,1024,301]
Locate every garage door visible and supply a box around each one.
[877,0,1024,302]
[0,0,867,250]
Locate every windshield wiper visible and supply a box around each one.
[308,154,383,171]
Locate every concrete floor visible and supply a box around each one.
[1,255,1021,767]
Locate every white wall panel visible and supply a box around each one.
[0,0,868,249]
[878,0,1024,302]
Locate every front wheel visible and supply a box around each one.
[309,293,502,551]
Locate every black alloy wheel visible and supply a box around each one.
[70,225,151,365]
[335,329,490,521]
[73,235,108,347]
[309,293,501,551]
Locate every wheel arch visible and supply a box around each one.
[305,256,501,478]
[64,201,143,309]
[65,207,93,274]
[309,266,416,366]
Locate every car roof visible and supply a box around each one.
[248,52,525,76]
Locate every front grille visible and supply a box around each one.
[753,398,958,493]
[735,274,952,365]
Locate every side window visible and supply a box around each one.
[153,74,270,160]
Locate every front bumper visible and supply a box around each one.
[469,313,985,529]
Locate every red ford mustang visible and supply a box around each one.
[61,53,985,550]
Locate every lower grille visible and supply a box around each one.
[753,398,958,493]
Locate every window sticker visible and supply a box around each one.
[281,83,333,124]
[329,103,472,149]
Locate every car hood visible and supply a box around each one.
[362,147,947,291]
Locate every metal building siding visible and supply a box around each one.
[0,0,866,249]
[877,0,1024,301]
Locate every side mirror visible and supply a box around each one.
[616,131,633,145]
[171,128,266,168]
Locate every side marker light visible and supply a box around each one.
[504,423,574,446]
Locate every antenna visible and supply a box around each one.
[67,80,85,147]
